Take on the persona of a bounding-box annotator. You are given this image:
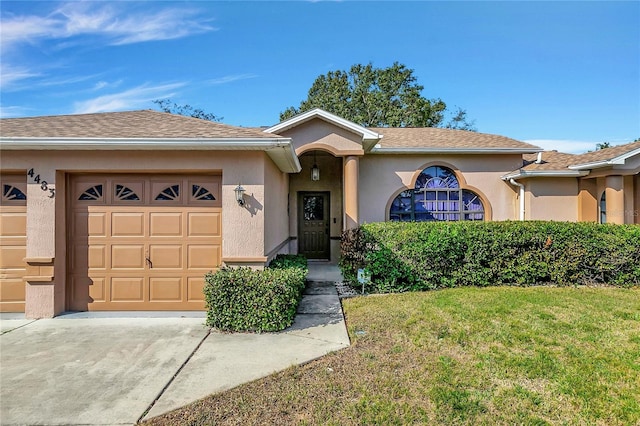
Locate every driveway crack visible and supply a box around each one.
[137,327,211,423]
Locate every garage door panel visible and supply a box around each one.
[111,245,145,269]
[188,212,221,237]
[111,212,144,237]
[72,244,107,270]
[187,277,205,302]
[187,245,220,269]
[0,212,26,236]
[0,246,26,269]
[150,277,183,301]
[73,212,107,237]
[111,277,145,302]
[0,279,26,302]
[149,245,182,269]
[150,212,182,236]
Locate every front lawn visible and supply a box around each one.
[143,287,640,425]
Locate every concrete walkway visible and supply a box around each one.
[0,264,350,426]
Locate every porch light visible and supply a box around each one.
[234,184,246,206]
[311,164,320,181]
[311,152,320,181]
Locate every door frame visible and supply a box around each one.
[297,191,330,260]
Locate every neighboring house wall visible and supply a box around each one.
[524,178,579,221]
[263,153,290,261]
[358,154,524,223]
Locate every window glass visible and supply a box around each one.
[389,166,484,222]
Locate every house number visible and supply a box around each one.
[27,168,55,198]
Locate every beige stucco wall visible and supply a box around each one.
[278,118,364,156]
[0,149,271,316]
[524,178,579,221]
[358,154,524,223]
[288,152,343,262]
[578,178,598,222]
[263,153,290,261]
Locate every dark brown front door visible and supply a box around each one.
[298,192,330,259]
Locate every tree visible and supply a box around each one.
[153,99,222,122]
[280,62,476,130]
[596,142,611,150]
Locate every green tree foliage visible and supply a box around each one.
[281,62,476,130]
[596,141,612,150]
[153,99,222,122]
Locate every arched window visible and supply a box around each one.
[600,191,606,224]
[389,166,484,222]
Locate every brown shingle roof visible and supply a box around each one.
[522,151,578,171]
[370,127,540,151]
[571,140,640,165]
[0,110,281,139]
[520,140,640,172]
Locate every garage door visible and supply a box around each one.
[69,175,222,311]
[0,174,27,312]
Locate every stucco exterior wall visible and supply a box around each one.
[358,154,524,223]
[1,149,270,316]
[278,118,364,156]
[524,178,579,221]
[578,178,598,222]
[263,153,290,260]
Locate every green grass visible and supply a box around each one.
[142,287,640,425]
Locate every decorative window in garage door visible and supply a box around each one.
[155,184,180,201]
[2,184,26,202]
[114,184,140,201]
[192,184,216,201]
[389,165,485,222]
[78,185,103,201]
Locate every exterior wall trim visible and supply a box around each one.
[0,137,302,173]
[372,147,542,155]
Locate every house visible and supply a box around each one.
[1,108,638,318]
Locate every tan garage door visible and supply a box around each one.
[69,175,222,311]
[0,174,27,312]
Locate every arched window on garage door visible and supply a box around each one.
[389,165,485,222]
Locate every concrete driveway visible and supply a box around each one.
[0,275,350,425]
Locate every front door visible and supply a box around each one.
[298,192,330,259]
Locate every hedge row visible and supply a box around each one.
[204,254,308,332]
[340,221,640,292]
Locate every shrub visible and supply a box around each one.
[340,221,640,292]
[204,255,308,332]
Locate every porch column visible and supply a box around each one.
[344,155,359,229]
[605,175,624,224]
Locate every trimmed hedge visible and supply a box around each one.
[204,254,308,332]
[341,221,640,292]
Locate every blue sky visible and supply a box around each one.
[1,1,638,153]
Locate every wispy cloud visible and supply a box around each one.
[0,2,216,90]
[0,105,32,118]
[0,64,42,88]
[206,73,258,85]
[73,82,187,114]
[1,2,216,50]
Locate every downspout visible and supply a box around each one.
[509,178,526,221]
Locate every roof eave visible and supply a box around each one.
[264,108,381,142]
[502,170,590,180]
[371,147,543,154]
[0,137,302,173]
[569,147,640,170]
